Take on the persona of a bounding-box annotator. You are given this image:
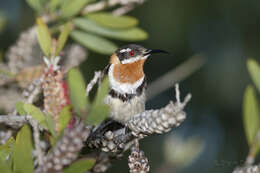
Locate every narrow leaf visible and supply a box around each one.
[60,0,92,18]
[70,30,117,55]
[58,105,72,132]
[50,0,62,11]
[72,18,148,41]
[36,18,52,57]
[67,68,87,117]
[46,114,57,137]
[13,125,34,173]
[64,158,95,173]
[26,0,42,11]
[0,161,12,173]
[86,77,110,125]
[23,103,48,129]
[87,104,110,126]
[243,85,260,146]
[87,12,138,29]
[0,137,14,162]
[55,22,71,56]
[248,59,260,93]
[93,77,109,106]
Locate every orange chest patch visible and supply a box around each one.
[113,59,145,84]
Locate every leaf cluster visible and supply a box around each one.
[32,0,148,55]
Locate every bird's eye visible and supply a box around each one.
[129,50,135,56]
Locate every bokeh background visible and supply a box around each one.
[1,0,260,172]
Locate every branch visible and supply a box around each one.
[86,71,102,96]
[112,4,135,16]
[82,0,146,14]
[86,84,191,172]
[31,119,44,166]
[0,115,32,128]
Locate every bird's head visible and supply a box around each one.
[108,44,167,93]
[110,44,167,65]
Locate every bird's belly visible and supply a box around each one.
[105,92,146,123]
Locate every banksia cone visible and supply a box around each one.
[127,101,186,138]
[35,122,91,173]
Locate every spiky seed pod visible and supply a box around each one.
[127,101,186,138]
[128,143,150,173]
[6,27,40,73]
[35,122,91,173]
[42,66,70,131]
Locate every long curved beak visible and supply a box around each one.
[144,49,169,56]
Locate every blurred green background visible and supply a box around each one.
[1,0,259,172]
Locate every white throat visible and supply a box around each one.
[121,55,149,64]
[108,64,144,94]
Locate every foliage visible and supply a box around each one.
[243,58,260,157]
[67,68,110,125]
[32,0,148,55]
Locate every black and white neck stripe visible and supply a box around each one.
[108,77,147,102]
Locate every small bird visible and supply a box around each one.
[86,44,167,148]
[104,44,167,124]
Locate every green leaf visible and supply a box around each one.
[87,12,138,29]
[0,161,12,173]
[36,18,52,57]
[243,85,260,147]
[13,125,34,173]
[50,0,62,11]
[67,68,87,117]
[26,0,42,11]
[93,77,109,106]
[0,145,10,162]
[248,59,260,93]
[60,0,92,18]
[86,77,110,125]
[64,158,95,173]
[55,22,71,56]
[58,105,72,132]
[72,18,148,41]
[45,114,57,137]
[23,103,48,129]
[0,137,15,162]
[70,30,117,55]
[15,101,26,115]
[87,104,110,126]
